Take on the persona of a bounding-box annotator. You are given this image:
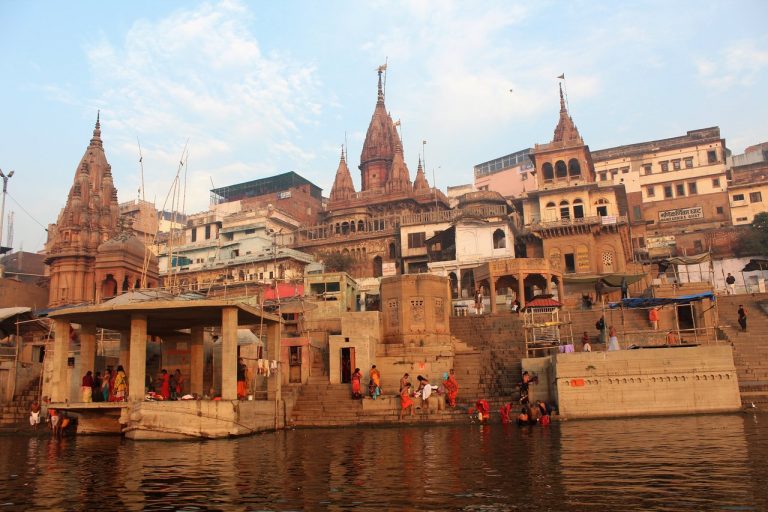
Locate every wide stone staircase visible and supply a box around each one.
[716,293,768,406]
[0,378,42,428]
[288,346,472,427]
[449,314,527,410]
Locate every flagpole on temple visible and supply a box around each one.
[557,73,569,110]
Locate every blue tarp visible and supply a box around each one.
[608,292,716,309]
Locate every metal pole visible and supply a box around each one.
[0,169,14,248]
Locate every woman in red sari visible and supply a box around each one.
[159,369,171,400]
[399,381,414,420]
[443,368,459,408]
[351,368,363,399]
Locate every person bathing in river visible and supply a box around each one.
[399,381,414,420]
[416,375,432,405]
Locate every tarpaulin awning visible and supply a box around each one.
[563,273,645,287]
[742,259,768,272]
[608,292,715,309]
[662,253,711,266]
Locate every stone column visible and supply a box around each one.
[557,277,565,303]
[128,314,147,402]
[518,274,526,309]
[51,319,70,403]
[221,307,238,400]
[119,330,131,374]
[79,324,97,385]
[190,326,205,396]
[489,277,497,314]
[267,322,281,401]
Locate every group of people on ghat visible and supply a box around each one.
[348,365,461,420]
[145,368,186,401]
[79,365,128,403]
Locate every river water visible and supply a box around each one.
[1,413,767,511]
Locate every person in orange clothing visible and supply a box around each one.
[237,358,247,399]
[159,369,171,400]
[649,307,660,330]
[443,369,459,408]
[399,381,414,420]
[369,365,381,400]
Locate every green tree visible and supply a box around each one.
[322,252,355,273]
[737,212,768,256]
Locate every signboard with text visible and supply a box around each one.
[658,206,703,223]
[382,262,397,277]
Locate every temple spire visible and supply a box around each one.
[413,156,429,192]
[559,83,566,112]
[377,67,385,104]
[329,144,356,201]
[90,110,103,148]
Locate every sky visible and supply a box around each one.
[1,0,767,253]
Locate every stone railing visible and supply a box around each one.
[528,215,627,230]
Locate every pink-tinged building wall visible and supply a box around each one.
[473,148,536,198]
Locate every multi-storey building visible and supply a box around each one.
[473,147,536,198]
[592,127,731,257]
[728,143,768,226]
[519,85,632,277]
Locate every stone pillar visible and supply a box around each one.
[128,314,147,402]
[489,277,497,314]
[79,324,97,384]
[557,277,565,303]
[190,326,205,396]
[518,274,526,309]
[267,322,281,401]
[51,319,71,403]
[221,307,238,400]
[119,331,130,374]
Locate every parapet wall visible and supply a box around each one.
[525,344,741,419]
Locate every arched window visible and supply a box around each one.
[373,256,383,278]
[555,160,567,178]
[350,221,356,233]
[122,276,130,292]
[448,272,459,299]
[542,162,554,181]
[573,198,584,218]
[559,199,570,219]
[545,201,557,222]
[568,158,581,177]
[493,228,506,249]
[341,222,350,235]
[358,220,365,232]
[595,198,609,217]
[389,243,397,259]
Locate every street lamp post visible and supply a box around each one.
[0,169,14,249]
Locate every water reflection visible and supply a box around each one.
[0,414,766,511]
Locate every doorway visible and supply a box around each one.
[289,346,302,383]
[341,346,355,383]
[677,304,695,331]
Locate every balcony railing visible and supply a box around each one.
[528,215,627,229]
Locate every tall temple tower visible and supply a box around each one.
[45,114,121,307]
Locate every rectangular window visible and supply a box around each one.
[564,253,576,273]
[408,232,426,249]
[664,186,673,198]
[660,161,669,172]
[716,206,724,214]
[676,184,685,196]
[638,236,645,248]
[737,217,748,222]
[643,164,652,175]
[733,194,745,201]
[708,150,717,163]
[633,205,642,220]
[610,168,619,176]
[688,182,698,195]
[712,178,721,188]
[205,225,211,239]
[750,191,763,203]
[672,159,681,170]
[646,186,655,197]
[599,172,607,181]
[620,166,630,174]
[684,157,694,168]
[191,228,197,243]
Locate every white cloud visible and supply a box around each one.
[697,38,768,90]
[83,0,322,213]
